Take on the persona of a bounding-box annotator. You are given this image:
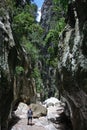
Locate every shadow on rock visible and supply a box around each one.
[8,113,20,130]
[56,112,73,130]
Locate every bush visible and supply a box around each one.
[31,67,42,92]
[15,66,24,75]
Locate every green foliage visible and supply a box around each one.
[11,1,43,92]
[23,38,39,63]
[45,18,65,44]
[6,0,16,15]
[45,17,65,68]
[15,66,24,75]
[10,0,68,94]
[53,0,68,12]
[28,23,44,45]
[13,11,34,39]
[0,8,6,17]
[31,67,42,92]
[48,47,54,54]
[46,58,58,68]
[60,0,68,11]
[45,29,59,44]
[12,3,43,46]
[55,17,66,35]
[29,23,44,36]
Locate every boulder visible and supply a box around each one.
[43,97,61,107]
[14,102,47,119]
[30,103,47,118]
[14,102,28,118]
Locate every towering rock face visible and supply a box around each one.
[41,0,60,32]
[0,8,15,129]
[0,3,36,130]
[57,0,87,130]
[40,0,59,99]
[41,0,53,32]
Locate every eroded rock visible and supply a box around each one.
[57,0,87,130]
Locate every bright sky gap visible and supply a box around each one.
[34,0,44,22]
[34,0,44,8]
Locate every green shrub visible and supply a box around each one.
[15,66,24,75]
[31,67,42,92]
[23,38,39,63]
[13,12,34,38]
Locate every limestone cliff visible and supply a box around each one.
[41,0,60,33]
[0,2,36,130]
[41,0,53,32]
[40,0,60,99]
[57,0,87,130]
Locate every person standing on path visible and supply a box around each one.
[27,107,33,125]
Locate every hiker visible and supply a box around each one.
[27,107,33,125]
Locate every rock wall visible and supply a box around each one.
[57,0,87,130]
[0,8,15,129]
[41,0,60,32]
[41,0,53,32]
[40,0,59,99]
[0,4,36,130]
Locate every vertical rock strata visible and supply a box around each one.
[57,0,87,130]
[0,2,36,130]
[0,9,15,129]
[41,0,53,32]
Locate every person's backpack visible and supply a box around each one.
[28,109,33,117]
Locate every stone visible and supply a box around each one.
[57,0,87,130]
[14,102,29,119]
[43,97,61,107]
[11,100,65,130]
[30,103,47,118]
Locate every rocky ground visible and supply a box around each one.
[10,97,66,130]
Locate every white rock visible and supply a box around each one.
[47,106,60,120]
[44,97,61,107]
[14,102,29,119]
[45,124,57,130]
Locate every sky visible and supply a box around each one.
[34,0,44,22]
[34,0,44,8]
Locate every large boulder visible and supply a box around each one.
[11,101,65,130]
[30,103,47,118]
[14,102,47,119]
[14,102,28,119]
[43,97,61,107]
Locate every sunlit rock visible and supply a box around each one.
[30,103,47,118]
[43,97,61,107]
[14,102,28,119]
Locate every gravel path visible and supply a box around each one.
[11,118,49,130]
